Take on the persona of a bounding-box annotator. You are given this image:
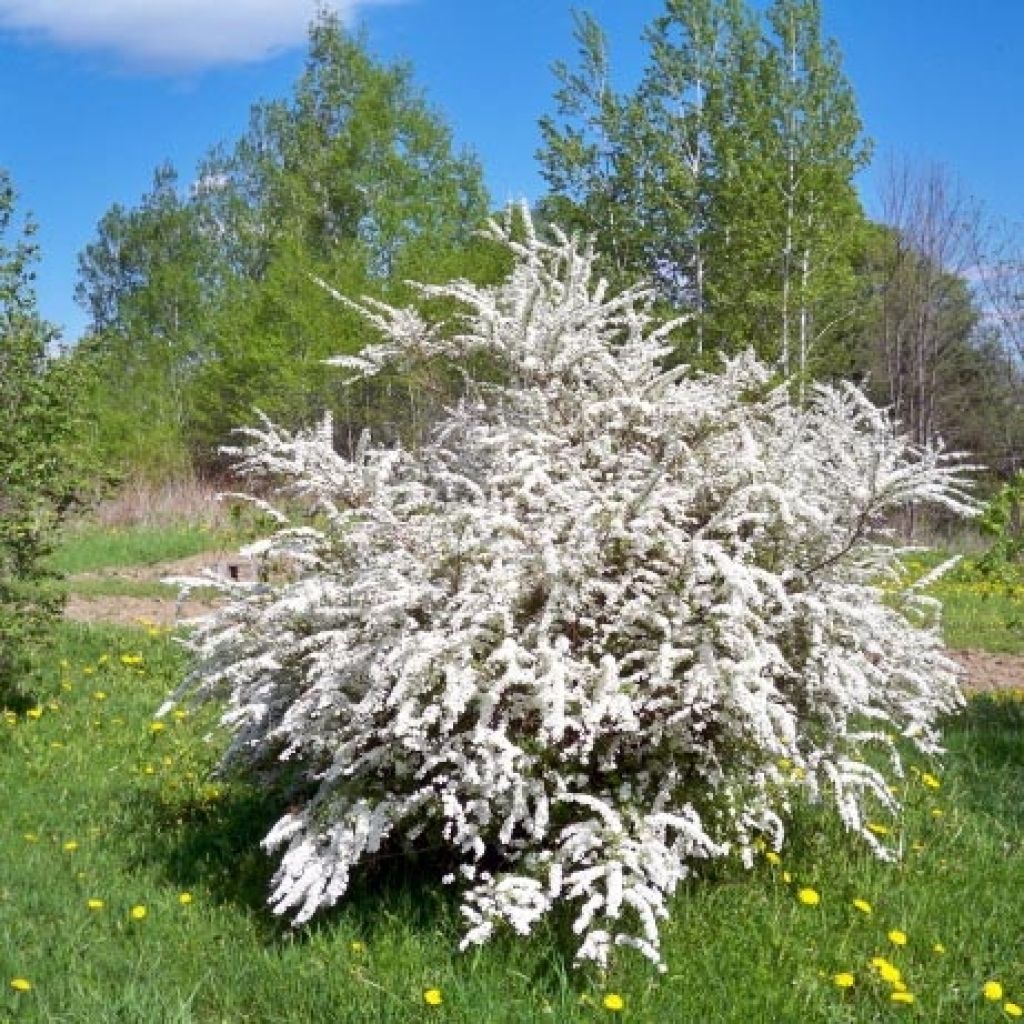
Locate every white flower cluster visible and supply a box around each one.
[162,210,974,969]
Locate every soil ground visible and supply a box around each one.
[63,555,1024,692]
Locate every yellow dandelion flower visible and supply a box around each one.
[350,941,365,954]
[1005,1002,1023,1018]
[911,842,925,853]
[921,772,941,789]
[423,988,443,1007]
[890,991,915,1005]
[130,905,147,920]
[833,972,855,989]
[87,899,104,911]
[782,870,793,884]
[62,840,79,852]
[867,822,890,836]
[893,980,908,993]
[602,993,625,1011]
[120,654,144,666]
[852,898,872,915]
[173,709,188,721]
[26,706,43,720]
[874,961,902,985]
[149,722,166,734]
[765,851,781,865]
[98,654,110,665]
[178,892,192,905]
[985,982,1005,1002]
[932,943,945,954]
[93,691,107,701]
[888,929,908,946]
[9,978,31,993]
[797,887,821,906]
[23,832,38,843]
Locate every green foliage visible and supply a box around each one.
[76,13,495,477]
[538,0,870,373]
[976,472,1024,571]
[0,172,89,702]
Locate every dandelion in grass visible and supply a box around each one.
[797,887,821,906]
[350,941,366,955]
[602,993,625,1011]
[63,840,78,852]
[932,943,945,955]
[985,982,1006,1001]
[931,808,944,818]
[130,905,147,920]
[833,973,855,989]
[852,898,872,915]
[149,722,166,734]
[423,988,443,1007]
[120,654,143,667]
[87,899,104,911]
[921,773,941,790]
[783,871,793,884]
[23,833,38,843]
[92,691,107,702]
[26,706,42,720]
[872,960,902,985]
[867,822,890,836]
[888,929,908,947]
[178,892,192,905]
[9,978,31,993]
[1005,1001,1023,1018]
[765,851,781,865]
[891,991,915,1005]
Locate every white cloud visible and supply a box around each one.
[0,1,394,70]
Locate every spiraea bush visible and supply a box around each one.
[164,210,975,969]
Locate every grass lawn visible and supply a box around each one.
[2,616,1023,1023]
[49,524,234,576]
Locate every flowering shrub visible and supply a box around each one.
[163,210,974,969]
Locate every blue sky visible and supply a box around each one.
[3,0,1023,341]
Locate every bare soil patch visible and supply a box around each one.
[63,550,257,628]
[64,593,219,628]
[949,649,1024,693]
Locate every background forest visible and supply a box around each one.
[10,1,1024,489]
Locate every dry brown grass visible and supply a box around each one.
[85,474,234,530]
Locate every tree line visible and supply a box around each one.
[10,2,1024,488]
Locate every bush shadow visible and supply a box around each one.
[122,780,592,993]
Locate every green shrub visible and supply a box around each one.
[0,172,88,701]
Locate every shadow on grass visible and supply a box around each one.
[944,696,1024,827]
[120,779,582,985]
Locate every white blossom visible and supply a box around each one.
[164,207,974,969]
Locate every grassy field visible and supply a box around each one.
[2,533,1023,1022]
[49,524,233,576]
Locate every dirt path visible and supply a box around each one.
[948,650,1024,694]
[63,551,248,628]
